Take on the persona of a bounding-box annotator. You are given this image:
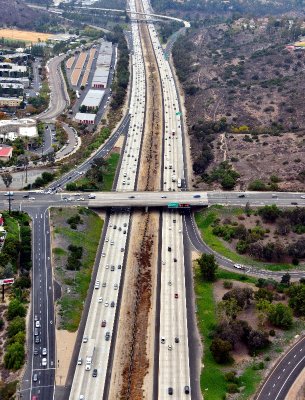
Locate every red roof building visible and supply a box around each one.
[0,146,13,160]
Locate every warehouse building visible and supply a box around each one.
[80,89,105,111]
[91,41,112,89]
[0,63,27,77]
[0,97,23,108]
[0,118,37,140]
[75,112,96,125]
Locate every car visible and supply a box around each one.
[35,336,41,344]
[42,348,47,356]
[105,301,109,307]
[238,194,245,198]
[118,264,122,270]
[79,396,85,400]
[161,195,167,198]
[184,385,190,394]
[98,297,103,303]
[110,240,114,245]
[193,194,201,198]
[173,258,177,262]
[101,320,106,327]
[121,248,125,252]
[161,337,165,344]
[129,195,135,199]
[83,336,88,343]
[168,345,172,351]
[301,195,305,199]
[23,194,29,198]
[102,282,106,287]
[168,387,173,395]
[34,314,38,321]
[113,225,117,229]
[29,197,36,200]
[102,252,106,257]
[234,264,243,269]
[4,191,14,196]
[77,357,82,365]
[92,369,97,378]
[291,202,298,205]
[105,332,110,341]
[272,194,278,198]
[34,348,39,356]
[105,238,109,242]
[32,396,38,400]
[105,264,109,269]
[35,321,40,328]
[168,246,171,252]
[114,284,118,290]
[123,230,126,234]
[94,281,100,289]
[175,293,179,299]
[111,265,115,271]
[175,337,180,343]
[33,373,38,382]
[111,301,115,308]
[42,358,47,367]
[34,328,39,336]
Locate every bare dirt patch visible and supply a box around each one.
[55,328,77,385]
[0,28,53,42]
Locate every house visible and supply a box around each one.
[0,146,13,161]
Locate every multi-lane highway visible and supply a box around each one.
[69,3,147,398]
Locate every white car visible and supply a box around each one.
[114,284,118,290]
[42,358,47,367]
[98,297,103,303]
[105,301,109,307]
[234,264,243,269]
[35,321,41,328]
[301,195,305,199]
[42,348,47,356]
[83,336,88,343]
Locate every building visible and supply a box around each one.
[81,89,105,110]
[0,63,27,77]
[0,146,13,161]
[0,97,23,108]
[0,77,29,88]
[75,112,96,125]
[0,118,37,141]
[0,83,24,97]
[91,41,112,89]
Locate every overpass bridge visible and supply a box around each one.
[87,191,208,208]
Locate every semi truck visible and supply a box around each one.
[85,339,95,371]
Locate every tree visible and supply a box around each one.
[7,316,25,338]
[254,288,273,302]
[7,299,26,320]
[246,330,270,356]
[288,284,305,316]
[4,342,25,370]
[258,205,281,222]
[1,173,13,189]
[210,338,232,363]
[217,298,241,321]
[268,303,293,329]
[281,273,291,287]
[223,287,253,309]
[197,254,218,281]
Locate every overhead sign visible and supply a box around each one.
[168,203,190,209]
[0,278,14,285]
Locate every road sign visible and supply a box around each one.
[168,203,190,209]
[0,278,14,285]
[176,111,182,116]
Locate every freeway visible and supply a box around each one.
[68,3,146,398]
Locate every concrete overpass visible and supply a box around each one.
[87,191,208,208]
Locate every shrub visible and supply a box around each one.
[226,383,239,393]
[7,316,25,338]
[223,280,233,290]
[7,299,26,320]
[4,342,25,370]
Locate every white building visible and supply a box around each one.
[0,118,37,142]
[81,89,105,110]
[75,112,96,125]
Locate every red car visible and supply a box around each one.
[175,293,179,299]
[101,320,106,327]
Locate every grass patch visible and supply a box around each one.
[238,366,262,399]
[53,247,67,257]
[195,207,297,272]
[52,207,103,331]
[195,270,227,399]
[217,268,257,284]
[102,152,120,191]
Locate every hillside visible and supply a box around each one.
[0,0,57,31]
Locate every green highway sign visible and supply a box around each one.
[168,202,179,208]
